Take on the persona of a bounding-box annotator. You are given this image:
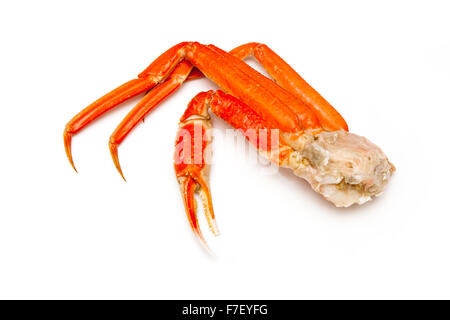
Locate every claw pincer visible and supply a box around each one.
[174,92,218,246]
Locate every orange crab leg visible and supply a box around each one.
[109,61,193,180]
[186,44,347,131]
[209,90,294,165]
[175,90,295,246]
[63,77,156,171]
[64,42,192,171]
[179,176,208,248]
[174,91,217,248]
[114,42,318,135]
[186,43,320,132]
[229,43,348,131]
[206,45,321,132]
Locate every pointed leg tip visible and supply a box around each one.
[109,141,126,181]
[180,176,214,253]
[197,177,219,237]
[212,225,220,237]
[68,155,78,173]
[194,230,215,256]
[118,170,127,182]
[64,129,78,173]
[195,231,211,252]
[208,218,220,237]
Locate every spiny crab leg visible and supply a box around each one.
[175,90,294,247]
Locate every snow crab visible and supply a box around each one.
[64,42,395,247]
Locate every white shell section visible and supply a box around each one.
[285,130,395,207]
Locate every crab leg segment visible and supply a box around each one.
[63,77,156,171]
[111,42,319,138]
[109,61,193,180]
[205,45,322,132]
[174,91,217,248]
[229,43,348,131]
[186,43,320,133]
[209,90,294,166]
[184,43,347,131]
[175,90,295,246]
[64,42,192,171]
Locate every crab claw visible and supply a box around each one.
[178,174,219,250]
[174,93,219,249]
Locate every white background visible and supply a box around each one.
[0,0,449,299]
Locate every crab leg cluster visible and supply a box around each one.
[64,42,394,248]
